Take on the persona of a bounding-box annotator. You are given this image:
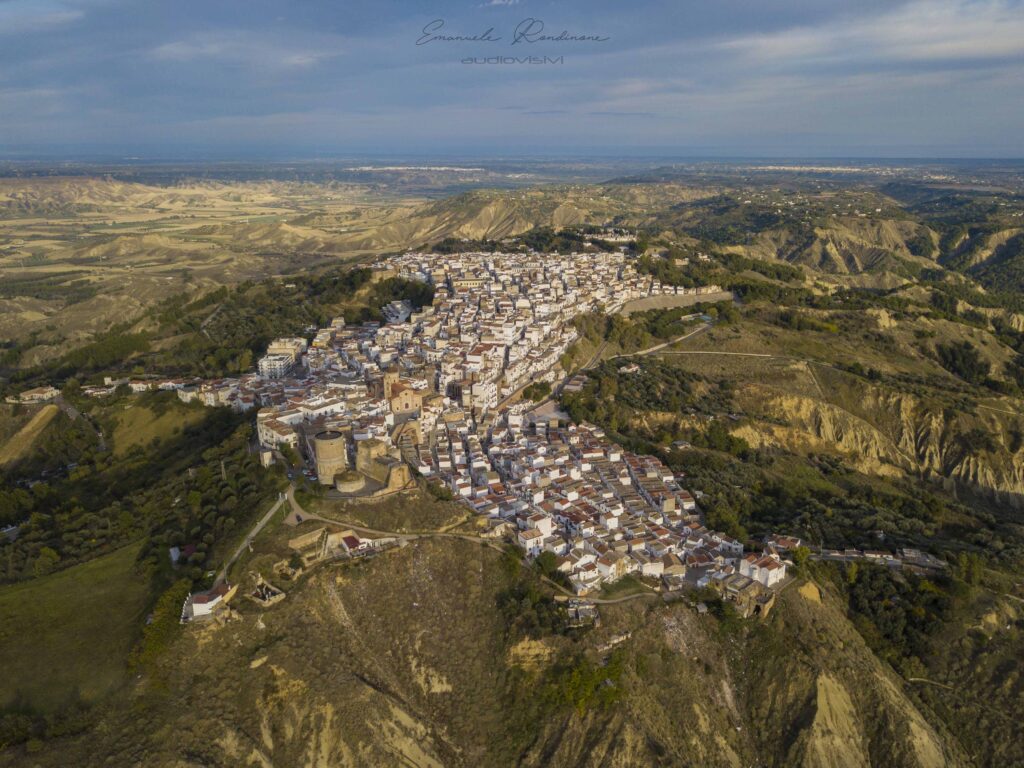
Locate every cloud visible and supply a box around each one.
[718,0,1024,67]
[0,1,83,34]
[0,86,69,119]
[151,31,341,70]
[1,0,1022,156]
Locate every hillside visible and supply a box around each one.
[3,166,1024,766]
[0,537,976,767]
[3,170,1022,368]
[0,543,148,714]
[0,404,58,467]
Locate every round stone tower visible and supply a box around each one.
[313,430,347,486]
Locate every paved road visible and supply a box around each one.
[216,486,291,584]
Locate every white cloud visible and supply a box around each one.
[151,31,341,70]
[718,0,1024,67]
[0,1,83,34]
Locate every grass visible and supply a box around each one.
[314,488,467,533]
[599,574,652,599]
[0,405,32,445]
[0,404,58,467]
[110,400,206,457]
[0,542,149,713]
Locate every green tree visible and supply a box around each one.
[534,551,559,577]
[792,545,811,569]
[32,547,60,577]
[132,579,192,672]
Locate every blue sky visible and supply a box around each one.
[1,0,1022,157]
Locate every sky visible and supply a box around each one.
[1,0,1022,158]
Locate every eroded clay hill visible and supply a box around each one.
[9,539,969,768]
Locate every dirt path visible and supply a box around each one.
[199,302,224,340]
[906,678,955,691]
[977,403,1024,417]
[805,361,827,399]
[657,350,774,358]
[216,487,290,584]
[606,321,711,362]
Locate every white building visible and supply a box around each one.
[258,354,295,379]
[739,553,786,588]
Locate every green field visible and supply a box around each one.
[0,543,149,713]
[110,400,206,457]
[598,574,653,599]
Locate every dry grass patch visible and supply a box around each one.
[0,404,58,466]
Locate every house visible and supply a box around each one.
[596,551,629,581]
[342,534,369,554]
[7,386,59,404]
[632,551,664,577]
[739,553,786,588]
[569,562,601,594]
[766,534,802,551]
[181,583,236,622]
[526,513,554,537]
[518,528,544,557]
[482,519,514,538]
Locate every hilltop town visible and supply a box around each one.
[8,243,964,610]
[131,247,787,607]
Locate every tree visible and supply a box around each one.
[32,547,60,577]
[426,481,453,501]
[935,341,990,385]
[792,545,811,569]
[61,377,82,399]
[523,381,552,402]
[132,579,192,672]
[278,444,300,467]
[955,552,983,585]
[534,551,559,577]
